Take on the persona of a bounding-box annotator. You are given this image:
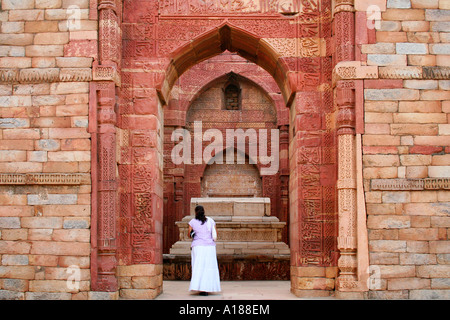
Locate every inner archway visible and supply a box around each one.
[163,55,290,281]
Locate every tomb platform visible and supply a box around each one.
[164,198,290,280]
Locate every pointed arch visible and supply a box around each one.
[157,23,295,106]
[183,71,280,125]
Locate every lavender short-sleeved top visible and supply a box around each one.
[189,217,216,247]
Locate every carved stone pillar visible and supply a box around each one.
[91,0,121,292]
[334,0,355,64]
[95,82,118,291]
[335,82,358,291]
[333,0,368,294]
[174,175,184,223]
[98,0,121,66]
[279,125,290,244]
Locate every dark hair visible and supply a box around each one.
[195,205,207,225]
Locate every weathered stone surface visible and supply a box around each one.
[0,217,21,229]
[21,217,63,229]
[370,240,408,253]
[368,215,411,229]
[88,292,119,300]
[25,292,72,300]
[0,290,24,300]
[63,218,89,229]
[120,289,159,300]
[27,194,77,205]
[2,0,35,10]
[117,264,162,277]
[1,254,29,266]
[367,54,407,66]
[426,9,450,21]
[365,89,420,100]
[430,44,450,55]
[409,290,450,299]
[388,0,412,7]
[388,278,430,290]
[396,43,428,54]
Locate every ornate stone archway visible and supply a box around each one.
[90,0,369,298]
[163,68,288,253]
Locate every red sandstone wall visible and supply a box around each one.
[0,0,96,299]
[357,0,450,299]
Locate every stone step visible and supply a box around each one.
[163,255,291,280]
[180,215,281,222]
[169,241,290,255]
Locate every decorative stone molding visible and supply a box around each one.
[379,66,450,80]
[0,173,85,185]
[423,66,450,80]
[334,64,450,82]
[19,68,60,83]
[0,69,18,83]
[371,178,450,191]
[334,0,355,14]
[262,38,296,57]
[332,61,378,85]
[93,63,121,86]
[0,68,93,84]
[263,37,324,58]
[379,66,423,79]
[59,68,93,82]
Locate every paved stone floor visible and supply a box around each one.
[156,281,334,300]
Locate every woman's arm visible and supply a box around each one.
[212,224,217,241]
[188,225,195,238]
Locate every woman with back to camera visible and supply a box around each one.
[188,205,221,296]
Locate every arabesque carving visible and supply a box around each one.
[89,0,370,297]
[0,173,84,185]
[371,178,450,191]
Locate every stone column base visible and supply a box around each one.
[116,264,163,300]
[290,266,338,298]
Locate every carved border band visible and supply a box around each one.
[378,66,450,80]
[371,178,450,191]
[0,68,93,84]
[332,61,378,86]
[92,64,121,86]
[0,173,86,185]
[333,64,450,83]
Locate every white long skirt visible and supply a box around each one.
[189,245,221,293]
